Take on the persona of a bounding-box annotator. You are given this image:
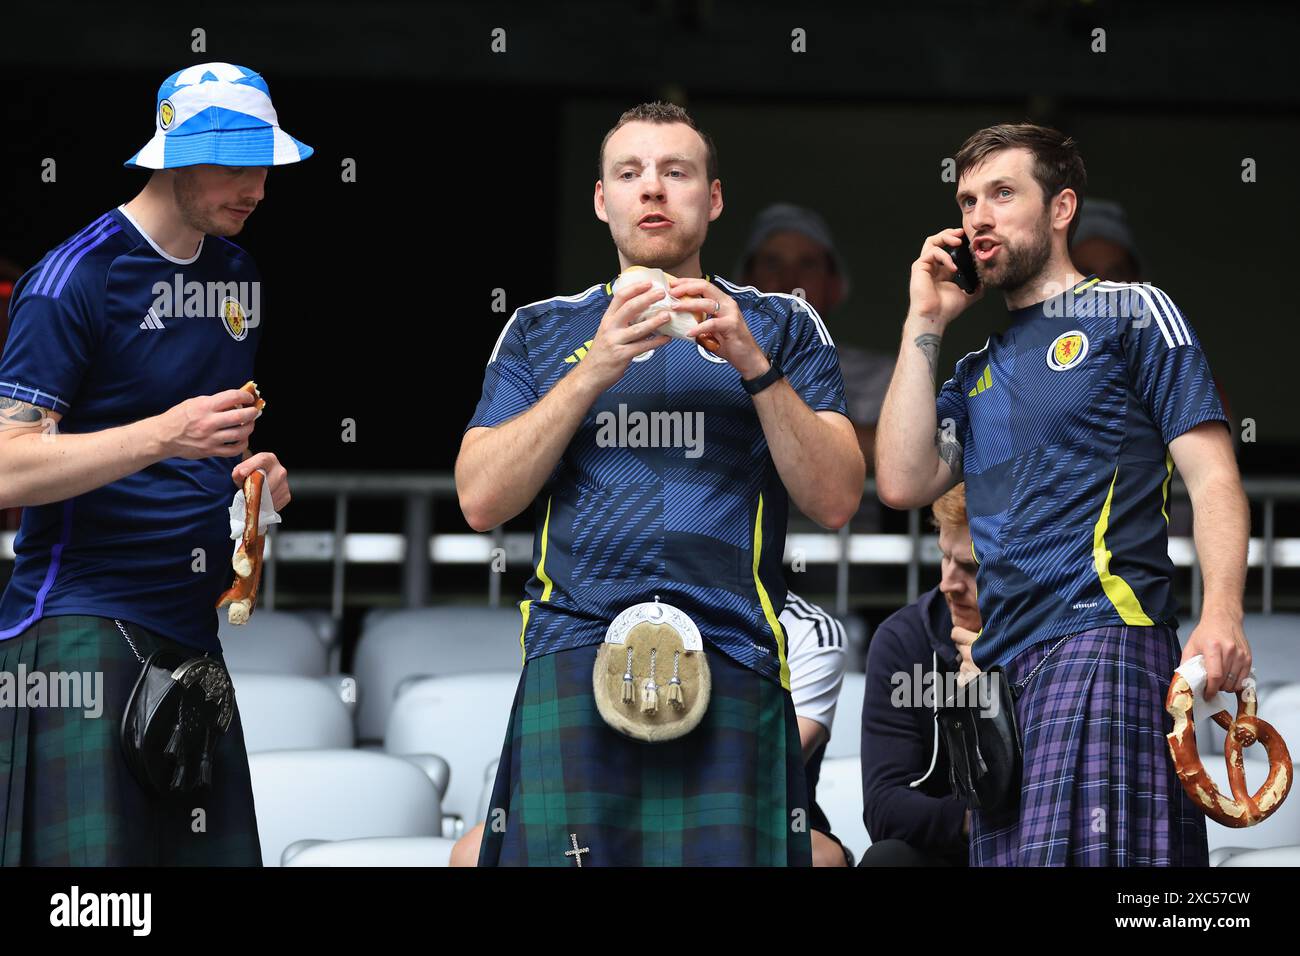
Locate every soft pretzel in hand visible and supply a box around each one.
[1166,672,1292,828]
[216,465,266,625]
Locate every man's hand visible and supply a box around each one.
[232,452,291,511]
[157,389,258,460]
[574,280,674,394]
[1181,608,1252,697]
[909,227,984,326]
[668,276,769,379]
[952,624,981,686]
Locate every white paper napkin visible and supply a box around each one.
[227,469,281,559]
[1174,654,1257,726]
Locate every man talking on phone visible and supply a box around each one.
[876,123,1247,866]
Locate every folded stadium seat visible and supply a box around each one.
[824,672,865,759]
[230,671,355,752]
[1217,845,1300,867]
[354,606,523,742]
[1201,742,1300,854]
[217,609,331,676]
[282,836,459,867]
[249,750,442,867]
[815,755,872,861]
[383,673,520,833]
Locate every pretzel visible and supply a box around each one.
[1165,672,1292,827]
[215,381,269,625]
[241,380,266,418]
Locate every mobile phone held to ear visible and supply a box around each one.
[946,235,980,294]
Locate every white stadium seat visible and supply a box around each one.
[249,750,442,867]
[218,609,331,676]
[354,606,522,742]
[231,671,355,752]
[824,672,865,759]
[282,836,458,867]
[816,755,872,861]
[1201,746,1300,853]
[383,672,519,825]
[1217,845,1300,867]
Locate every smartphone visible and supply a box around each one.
[946,234,980,294]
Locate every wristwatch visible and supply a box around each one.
[741,358,784,395]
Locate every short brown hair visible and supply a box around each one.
[953,123,1087,243]
[598,102,719,183]
[931,483,968,532]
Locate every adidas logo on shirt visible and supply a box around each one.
[139,308,166,331]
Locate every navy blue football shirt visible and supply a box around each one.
[466,275,848,690]
[936,277,1228,669]
[0,206,263,651]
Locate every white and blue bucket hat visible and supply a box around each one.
[125,62,313,169]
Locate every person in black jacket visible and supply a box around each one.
[858,484,979,866]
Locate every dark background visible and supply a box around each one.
[2,0,1297,618]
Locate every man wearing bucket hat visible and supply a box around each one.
[0,62,310,865]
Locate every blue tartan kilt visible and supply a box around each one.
[0,614,262,866]
[478,641,813,867]
[970,623,1210,866]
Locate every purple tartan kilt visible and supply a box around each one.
[969,624,1210,867]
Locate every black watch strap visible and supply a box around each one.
[741,358,784,395]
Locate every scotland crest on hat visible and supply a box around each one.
[125,62,313,169]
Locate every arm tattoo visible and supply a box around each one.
[0,396,46,428]
[914,333,942,384]
[936,425,963,478]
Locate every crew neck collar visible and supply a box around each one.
[1006,274,1100,323]
[116,204,204,265]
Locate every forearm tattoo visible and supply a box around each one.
[936,424,963,478]
[914,333,942,384]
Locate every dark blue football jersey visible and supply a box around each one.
[936,277,1228,669]
[0,206,262,651]
[466,275,848,690]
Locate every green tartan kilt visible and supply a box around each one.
[478,641,813,867]
[0,614,262,866]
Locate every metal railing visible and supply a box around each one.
[4,474,1298,623]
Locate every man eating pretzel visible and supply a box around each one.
[0,62,306,865]
[457,102,864,866]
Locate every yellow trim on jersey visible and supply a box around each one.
[1073,276,1102,294]
[517,495,556,663]
[1160,451,1174,523]
[1092,465,1154,625]
[752,492,792,691]
[971,539,980,565]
